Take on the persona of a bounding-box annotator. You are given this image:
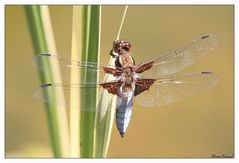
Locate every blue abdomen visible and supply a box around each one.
[116,90,133,137]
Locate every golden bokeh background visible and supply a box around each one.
[6,5,233,157]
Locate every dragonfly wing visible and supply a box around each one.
[135,72,218,107]
[137,34,218,78]
[33,81,118,112]
[33,53,123,83]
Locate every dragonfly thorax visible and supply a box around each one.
[120,67,137,84]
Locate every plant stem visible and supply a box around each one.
[69,6,82,157]
[80,5,101,158]
[25,5,69,157]
[116,5,128,40]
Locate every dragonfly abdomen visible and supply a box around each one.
[116,90,133,137]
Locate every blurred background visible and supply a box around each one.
[6,5,233,157]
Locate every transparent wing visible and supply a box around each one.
[135,72,218,107]
[138,34,218,78]
[33,81,118,112]
[33,53,122,83]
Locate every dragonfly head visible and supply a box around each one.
[110,40,132,57]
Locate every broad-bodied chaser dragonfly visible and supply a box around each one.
[33,34,218,137]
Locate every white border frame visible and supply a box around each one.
[1,0,238,162]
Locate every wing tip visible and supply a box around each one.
[201,71,212,74]
[201,35,210,39]
[41,83,52,87]
[200,34,219,51]
[201,34,218,42]
[201,71,219,85]
[40,53,51,56]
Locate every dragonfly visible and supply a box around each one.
[33,34,218,137]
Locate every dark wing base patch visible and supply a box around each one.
[135,61,155,73]
[134,78,156,96]
[100,81,122,95]
[103,67,123,76]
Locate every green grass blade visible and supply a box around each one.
[24,5,69,157]
[80,5,101,158]
[69,6,82,157]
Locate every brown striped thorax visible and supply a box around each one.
[109,40,137,85]
[107,39,155,88]
[110,40,135,68]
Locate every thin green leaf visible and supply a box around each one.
[80,5,101,158]
[25,5,69,157]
